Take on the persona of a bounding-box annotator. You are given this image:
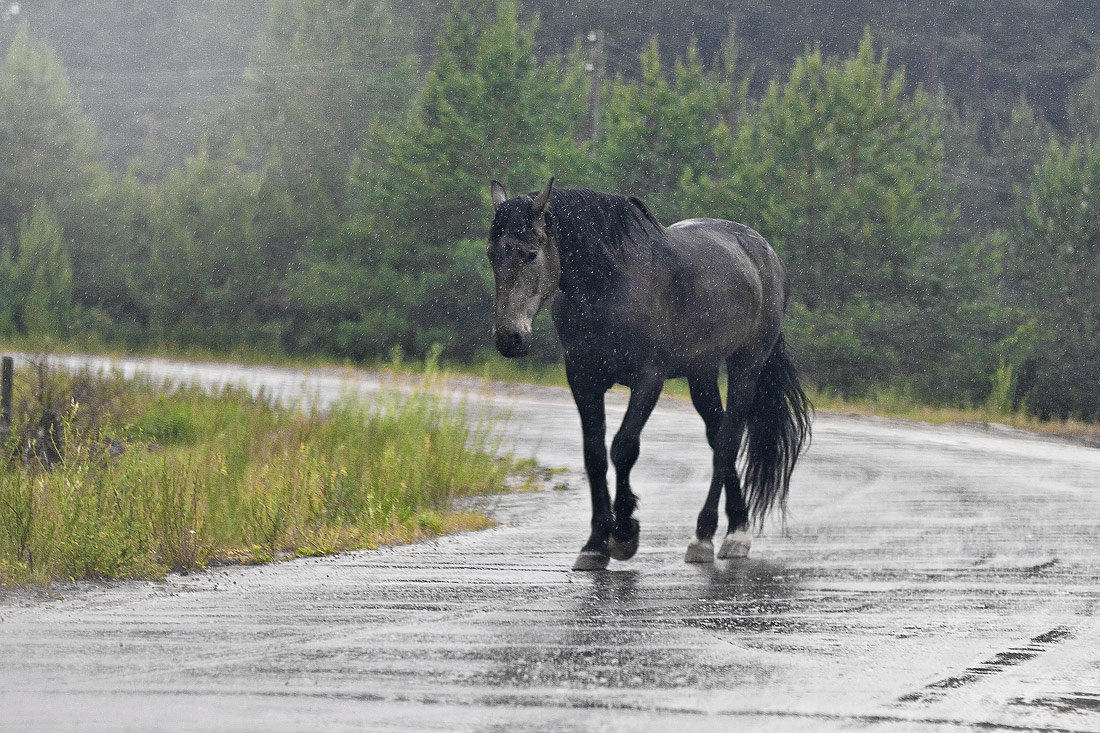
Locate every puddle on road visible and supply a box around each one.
[465,560,801,691]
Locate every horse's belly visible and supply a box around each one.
[602,289,758,377]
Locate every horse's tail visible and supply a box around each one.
[741,333,813,527]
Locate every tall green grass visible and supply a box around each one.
[0,364,535,585]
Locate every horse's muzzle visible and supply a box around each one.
[495,329,530,358]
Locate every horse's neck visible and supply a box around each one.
[555,235,614,296]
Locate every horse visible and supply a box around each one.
[486,178,811,570]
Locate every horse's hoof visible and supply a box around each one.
[608,519,640,561]
[572,551,610,571]
[684,537,714,563]
[608,534,638,561]
[717,529,752,559]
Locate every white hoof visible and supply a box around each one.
[717,529,752,559]
[572,551,610,571]
[684,537,714,563]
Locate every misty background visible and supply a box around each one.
[0,0,1098,420]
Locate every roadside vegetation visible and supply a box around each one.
[0,358,538,586]
[480,354,1100,443]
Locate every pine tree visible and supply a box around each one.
[1010,138,1100,420]
[3,205,76,340]
[244,0,418,230]
[597,38,726,219]
[682,32,954,394]
[299,0,589,361]
[133,148,285,350]
[0,26,111,311]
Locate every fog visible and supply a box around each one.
[0,1,1098,418]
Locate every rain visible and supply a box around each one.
[1,2,1100,730]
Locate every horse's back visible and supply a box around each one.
[668,218,784,280]
[597,216,789,374]
[665,217,788,310]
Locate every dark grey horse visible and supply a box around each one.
[487,178,811,570]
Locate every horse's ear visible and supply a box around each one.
[491,180,508,210]
[531,177,554,217]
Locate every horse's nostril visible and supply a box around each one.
[495,329,529,357]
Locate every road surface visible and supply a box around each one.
[2,355,1100,732]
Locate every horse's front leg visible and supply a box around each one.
[568,373,613,571]
[607,367,665,562]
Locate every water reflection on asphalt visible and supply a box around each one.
[2,354,1100,732]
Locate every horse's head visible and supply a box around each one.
[486,178,560,358]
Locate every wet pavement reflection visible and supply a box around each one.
[2,355,1100,731]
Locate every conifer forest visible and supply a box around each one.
[1,0,1099,419]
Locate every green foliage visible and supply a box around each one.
[0,0,270,171]
[294,0,588,363]
[125,400,198,445]
[683,32,954,395]
[243,0,418,228]
[357,0,576,249]
[985,361,1020,418]
[0,27,107,238]
[128,148,289,350]
[0,26,113,320]
[597,38,729,218]
[942,96,1054,242]
[1009,137,1100,420]
[7,206,75,340]
[1,5,1098,421]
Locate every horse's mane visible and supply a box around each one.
[546,187,667,286]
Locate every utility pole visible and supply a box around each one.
[586,30,605,142]
[1,356,12,448]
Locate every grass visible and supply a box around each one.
[0,360,540,586]
[806,385,1100,441]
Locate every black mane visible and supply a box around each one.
[548,188,666,287]
[492,186,667,288]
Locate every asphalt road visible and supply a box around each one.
[3,356,1100,732]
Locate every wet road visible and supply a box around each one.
[3,356,1100,731]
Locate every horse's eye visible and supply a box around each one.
[525,251,538,262]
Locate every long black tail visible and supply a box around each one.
[741,334,813,527]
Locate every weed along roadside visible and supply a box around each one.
[0,355,542,586]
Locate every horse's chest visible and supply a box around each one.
[552,295,639,372]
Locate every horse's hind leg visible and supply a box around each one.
[688,370,723,449]
[684,373,723,562]
[686,413,743,562]
[687,369,752,563]
[717,481,752,559]
[717,368,759,559]
[607,367,665,562]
